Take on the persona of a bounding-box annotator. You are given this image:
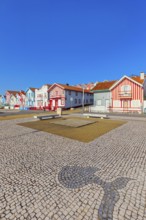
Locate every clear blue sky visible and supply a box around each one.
[0,0,146,94]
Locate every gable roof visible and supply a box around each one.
[26,87,37,92]
[37,84,52,90]
[110,75,144,90]
[92,80,117,91]
[74,82,95,90]
[131,76,144,84]
[19,90,26,95]
[29,87,37,92]
[7,90,19,97]
[48,83,93,93]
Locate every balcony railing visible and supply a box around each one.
[119,91,132,98]
[50,94,65,98]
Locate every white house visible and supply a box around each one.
[35,84,51,109]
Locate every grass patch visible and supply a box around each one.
[18,117,126,143]
[0,114,37,121]
[0,108,82,121]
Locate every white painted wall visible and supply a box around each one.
[113,100,121,107]
[131,100,141,108]
[92,91,112,112]
[35,85,49,107]
[143,101,146,112]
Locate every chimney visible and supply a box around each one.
[140,72,145,79]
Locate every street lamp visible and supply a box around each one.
[70,97,73,109]
[82,86,85,113]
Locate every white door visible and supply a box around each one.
[105,100,109,109]
[52,100,55,107]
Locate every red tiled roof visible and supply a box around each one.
[19,90,26,95]
[29,87,37,92]
[7,90,19,96]
[92,80,116,91]
[58,84,92,93]
[131,76,144,84]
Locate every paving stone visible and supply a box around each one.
[0,118,146,220]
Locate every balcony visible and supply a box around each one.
[50,94,65,99]
[119,91,132,99]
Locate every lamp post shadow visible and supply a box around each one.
[58,166,132,220]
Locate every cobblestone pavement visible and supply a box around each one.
[0,118,146,220]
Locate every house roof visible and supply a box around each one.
[7,90,19,97]
[19,90,26,95]
[110,75,144,90]
[48,83,93,93]
[74,82,95,90]
[46,84,52,87]
[44,84,52,88]
[29,87,37,92]
[92,75,145,92]
[131,76,144,84]
[92,80,117,91]
[37,84,52,90]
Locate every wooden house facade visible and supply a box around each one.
[48,83,93,110]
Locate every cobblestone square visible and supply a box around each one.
[0,117,146,220]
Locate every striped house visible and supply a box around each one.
[92,72,146,113]
[25,87,37,107]
[5,90,19,106]
[110,73,146,113]
[48,83,93,110]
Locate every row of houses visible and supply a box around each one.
[0,72,146,113]
[0,83,94,110]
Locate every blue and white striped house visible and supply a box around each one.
[25,88,37,107]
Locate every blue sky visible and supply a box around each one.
[0,0,146,94]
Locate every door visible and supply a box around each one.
[123,100,129,111]
[105,99,110,110]
[58,99,61,106]
[55,99,58,110]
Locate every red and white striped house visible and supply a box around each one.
[5,90,26,109]
[92,72,146,113]
[110,74,146,113]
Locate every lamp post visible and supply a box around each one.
[70,97,73,109]
[82,87,85,113]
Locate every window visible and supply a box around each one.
[121,85,131,92]
[75,91,78,96]
[61,99,64,105]
[69,90,71,95]
[75,99,77,104]
[97,100,102,106]
[86,99,88,104]
[79,99,81,104]
[56,91,58,96]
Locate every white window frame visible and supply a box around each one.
[97,99,102,106]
